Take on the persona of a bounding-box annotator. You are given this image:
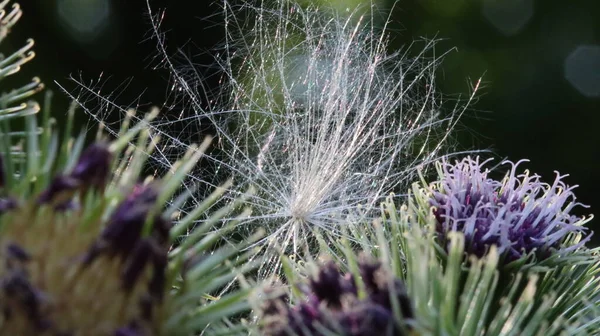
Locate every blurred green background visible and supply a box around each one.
[6,0,600,242]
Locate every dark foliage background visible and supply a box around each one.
[6,0,599,243]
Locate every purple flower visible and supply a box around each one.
[259,261,413,336]
[339,303,395,335]
[84,183,161,261]
[82,183,169,303]
[429,157,592,262]
[1,270,51,331]
[6,243,30,264]
[70,142,112,191]
[37,142,112,209]
[359,261,412,315]
[36,175,80,206]
[309,262,355,307]
[114,321,148,336]
[0,197,18,213]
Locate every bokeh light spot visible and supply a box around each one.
[482,0,533,36]
[57,0,111,43]
[565,45,600,98]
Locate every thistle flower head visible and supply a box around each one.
[0,103,262,335]
[425,156,592,263]
[259,259,413,336]
[0,142,165,334]
[317,201,600,335]
[0,5,263,322]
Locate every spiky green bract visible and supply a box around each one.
[381,197,600,335]
[0,0,44,179]
[0,1,43,112]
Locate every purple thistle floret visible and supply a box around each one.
[94,183,161,258]
[70,142,112,191]
[37,142,112,209]
[82,182,170,305]
[429,157,592,262]
[114,321,147,336]
[36,175,80,205]
[0,197,18,213]
[260,261,413,336]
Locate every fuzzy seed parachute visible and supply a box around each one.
[67,0,479,281]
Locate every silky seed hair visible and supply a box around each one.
[63,0,480,280]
